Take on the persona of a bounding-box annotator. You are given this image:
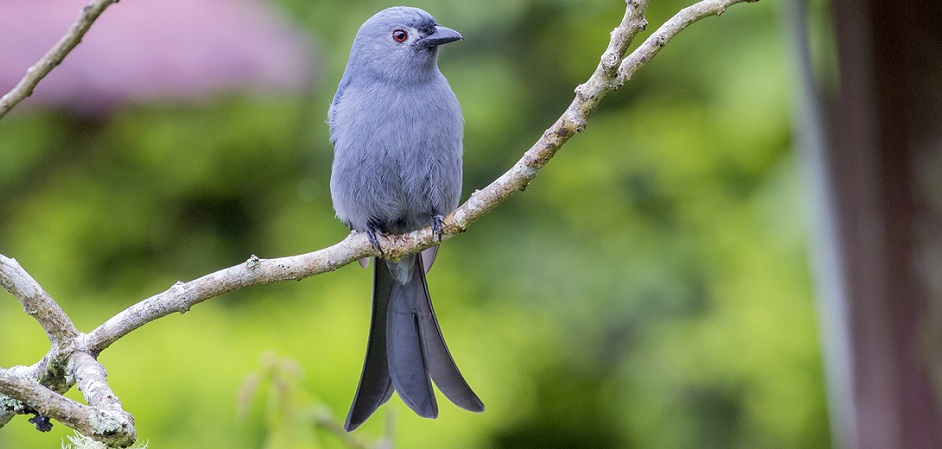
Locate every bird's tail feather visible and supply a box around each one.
[344,259,396,431]
[413,256,485,413]
[386,255,437,417]
[345,254,484,432]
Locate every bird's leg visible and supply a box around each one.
[430,214,445,241]
[365,221,386,258]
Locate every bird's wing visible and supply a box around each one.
[327,72,353,137]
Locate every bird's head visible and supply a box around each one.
[347,6,462,83]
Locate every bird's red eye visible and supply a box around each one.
[392,30,408,42]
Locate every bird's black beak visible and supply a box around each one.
[419,25,462,48]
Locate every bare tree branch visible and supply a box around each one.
[0,0,756,445]
[617,0,747,84]
[69,352,129,422]
[0,0,120,120]
[0,256,78,347]
[80,239,368,354]
[0,366,135,447]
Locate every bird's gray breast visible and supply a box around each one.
[329,76,463,234]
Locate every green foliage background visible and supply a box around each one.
[0,0,830,447]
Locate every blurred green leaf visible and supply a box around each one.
[0,1,828,448]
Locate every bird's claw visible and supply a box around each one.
[365,224,385,258]
[430,214,445,241]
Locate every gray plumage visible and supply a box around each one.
[328,6,484,431]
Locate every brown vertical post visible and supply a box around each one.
[829,0,942,447]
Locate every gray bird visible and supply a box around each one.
[328,6,485,431]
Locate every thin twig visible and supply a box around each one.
[80,241,367,354]
[448,0,650,232]
[0,255,78,347]
[616,0,755,85]
[0,0,120,120]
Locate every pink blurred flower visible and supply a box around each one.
[0,0,318,115]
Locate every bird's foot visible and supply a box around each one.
[430,214,445,241]
[365,223,385,258]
